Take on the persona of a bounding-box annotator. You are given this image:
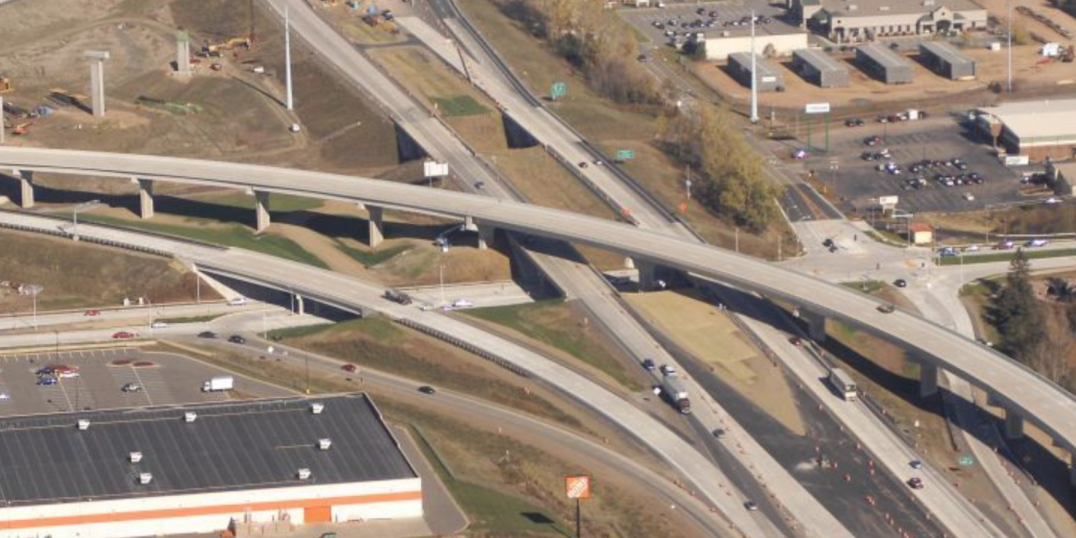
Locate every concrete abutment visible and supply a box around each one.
[254,190,271,233]
[368,205,384,248]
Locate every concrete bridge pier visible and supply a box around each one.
[919,361,939,398]
[134,178,154,219]
[1004,410,1025,440]
[11,169,33,208]
[294,294,305,316]
[254,190,271,233]
[636,260,658,291]
[801,309,827,342]
[1071,453,1076,486]
[477,224,495,250]
[367,205,384,248]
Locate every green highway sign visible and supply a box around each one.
[616,149,635,160]
[551,82,567,99]
[958,455,975,467]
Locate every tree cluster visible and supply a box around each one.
[497,0,659,104]
[655,104,779,233]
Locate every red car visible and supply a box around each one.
[84,310,101,316]
[789,337,803,347]
[112,331,135,339]
[341,364,358,373]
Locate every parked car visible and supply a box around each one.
[37,376,58,386]
[122,383,142,393]
[112,331,135,339]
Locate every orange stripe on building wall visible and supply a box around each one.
[0,490,422,530]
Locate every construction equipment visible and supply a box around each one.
[48,88,89,108]
[11,122,32,136]
[0,77,11,94]
[1063,45,1075,63]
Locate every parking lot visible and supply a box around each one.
[802,116,1024,214]
[0,348,290,416]
[619,1,794,52]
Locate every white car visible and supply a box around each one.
[452,298,474,308]
[964,244,980,252]
[228,296,248,306]
[150,321,168,329]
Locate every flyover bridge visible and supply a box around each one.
[2,147,1075,479]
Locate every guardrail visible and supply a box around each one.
[394,316,531,377]
[0,208,227,251]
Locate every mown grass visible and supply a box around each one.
[272,316,584,428]
[432,95,489,117]
[464,300,639,390]
[199,193,324,213]
[154,314,223,324]
[938,248,1076,266]
[333,240,412,266]
[79,214,328,268]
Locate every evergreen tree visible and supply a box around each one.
[993,249,1046,364]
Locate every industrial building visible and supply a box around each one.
[919,41,976,80]
[793,0,988,43]
[697,24,809,61]
[0,395,422,538]
[727,52,785,92]
[976,99,1076,161]
[791,48,850,87]
[856,44,914,84]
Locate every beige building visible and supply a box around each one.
[976,99,1076,162]
[792,0,988,43]
[907,223,935,245]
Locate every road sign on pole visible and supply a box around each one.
[805,102,831,114]
[616,149,635,161]
[958,455,975,467]
[551,82,567,100]
[565,475,590,538]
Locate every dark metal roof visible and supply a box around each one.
[856,44,914,70]
[0,394,415,506]
[920,41,975,67]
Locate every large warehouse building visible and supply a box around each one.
[976,99,1076,161]
[697,24,809,61]
[793,0,988,43]
[919,41,976,80]
[856,43,914,84]
[792,48,850,87]
[0,395,422,538]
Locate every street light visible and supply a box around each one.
[23,284,43,331]
[439,242,449,307]
[70,200,101,240]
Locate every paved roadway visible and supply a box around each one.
[7,147,1076,536]
[0,212,772,537]
[0,302,251,332]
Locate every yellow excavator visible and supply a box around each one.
[0,77,12,94]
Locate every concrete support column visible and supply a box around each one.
[919,361,939,398]
[254,190,271,233]
[295,295,305,316]
[136,178,154,219]
[12,169,33,208]
[477,224,495,250]
[1071,452,1076,487]
[623,257,636,270]
[463,215,478,231]
[636,260,657,292]
[802,309,827,342]
[1004,409,1025,440]
[367,205,384,248]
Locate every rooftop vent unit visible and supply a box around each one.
[77,419,90,431]
[138,473,153,485]
[924,0,935,5]
[318,438,332,451]
[130,451,143,463]
[184,412,197,423]
[297,468,312,480]
[848,4,858,10]
[879,5,889,10]
[310,403,325,415]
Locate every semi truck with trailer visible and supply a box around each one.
[661,375,692,414]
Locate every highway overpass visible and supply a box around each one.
[3,147,1076,481]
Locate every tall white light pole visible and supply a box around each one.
[285,5,294,111]
[749,10,759,123]
[1007,2,1013,93]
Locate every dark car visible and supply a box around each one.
[877,303,896,314]
[37,376,58,386]
[822,238,834,248]
[907,477,924,489]
[845,118,865,127]
[228,335,246,344]
[789,336,803,346]
[198,331,218,339]
[894,279,907,288]
[418,386,437,395]
[641,358,656,371]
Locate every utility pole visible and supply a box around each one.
[749,10,758,123]
[0,95,5,144]
[284,5,294,111]
[1007,2,1013,93]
